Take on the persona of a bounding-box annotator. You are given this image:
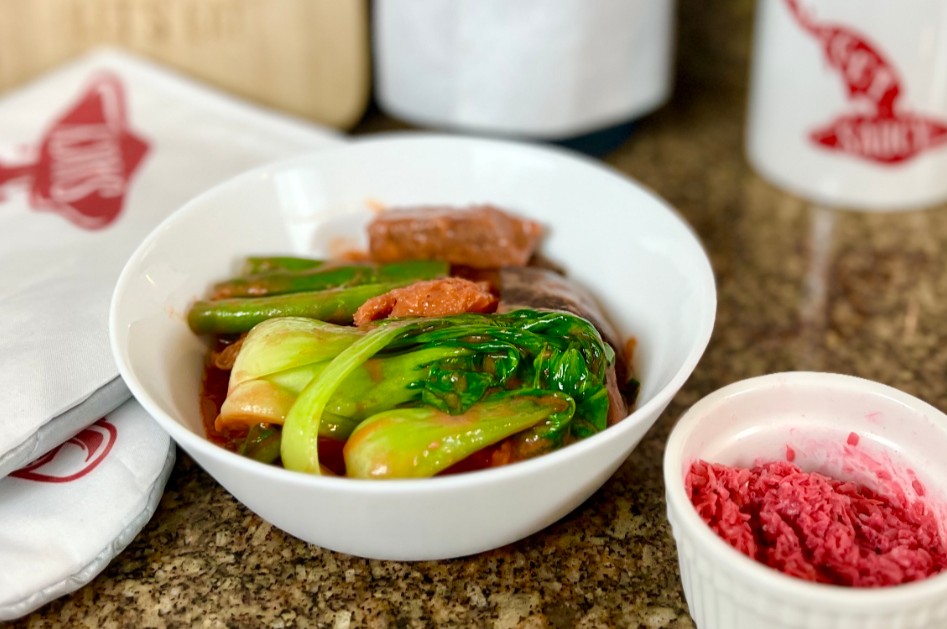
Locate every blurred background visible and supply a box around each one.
[6,0,947,625]
[0,0,740,145]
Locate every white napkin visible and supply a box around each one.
[0,399,174,621]
[0,47,343,477]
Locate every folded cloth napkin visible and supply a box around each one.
[0,399,175,621]
[0,47,343,477]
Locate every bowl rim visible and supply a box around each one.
[664,370,947,606]
[110,131,717,493]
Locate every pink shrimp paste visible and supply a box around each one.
[686,459,947,587]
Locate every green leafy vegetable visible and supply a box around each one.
[244,309,617,476]
[220,318,470,439]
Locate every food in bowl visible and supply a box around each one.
[111,134,716,559]
[188,205,638,479]
[664,372,947,629]
[687,454,947,587]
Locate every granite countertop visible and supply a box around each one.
[15,1,947,627]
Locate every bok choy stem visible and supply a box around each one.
[227,309,615,476]
[281,322,412,474]
[343,390,575,479]
[219,344,471,437]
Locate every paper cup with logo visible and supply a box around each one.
[746,0,947,211]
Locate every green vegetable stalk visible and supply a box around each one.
[241,256,325,275]
[266,309,614,476]
[229,317,364,385]
[343,390,575,478]
[221,323,470,439]
[213,260,448,298]
[281,322,413,473]
[215,310,614,476]
[187,259,449,335]
[188,282,401,335]
[239,423,283,464]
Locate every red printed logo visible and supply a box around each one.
[11,419,118,483]
[786,0,947,164]
[0,73,149,229]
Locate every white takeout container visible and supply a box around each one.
[110,134,716,560]
[665,372,947,629]
[374,0,676,138]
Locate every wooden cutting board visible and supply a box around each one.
[0,0,371,129]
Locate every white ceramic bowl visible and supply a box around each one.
[665,372,947,629]
[110,134,716,560]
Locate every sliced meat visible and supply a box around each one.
[498,266,630,425]
[353,277,498,326]
[367,205,543,269]
[497,267,620,350]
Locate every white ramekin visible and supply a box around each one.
[664,371,947,629]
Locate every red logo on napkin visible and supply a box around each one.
[0,72,149,229]
[786,0,947,164]
[11,419,118,483]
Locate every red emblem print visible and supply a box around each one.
[786,0,947,164]
[0,72,149,229]
[11,419,118,483]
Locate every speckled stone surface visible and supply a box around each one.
[14,1,947,627]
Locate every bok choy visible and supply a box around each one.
[221,309,616,477]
